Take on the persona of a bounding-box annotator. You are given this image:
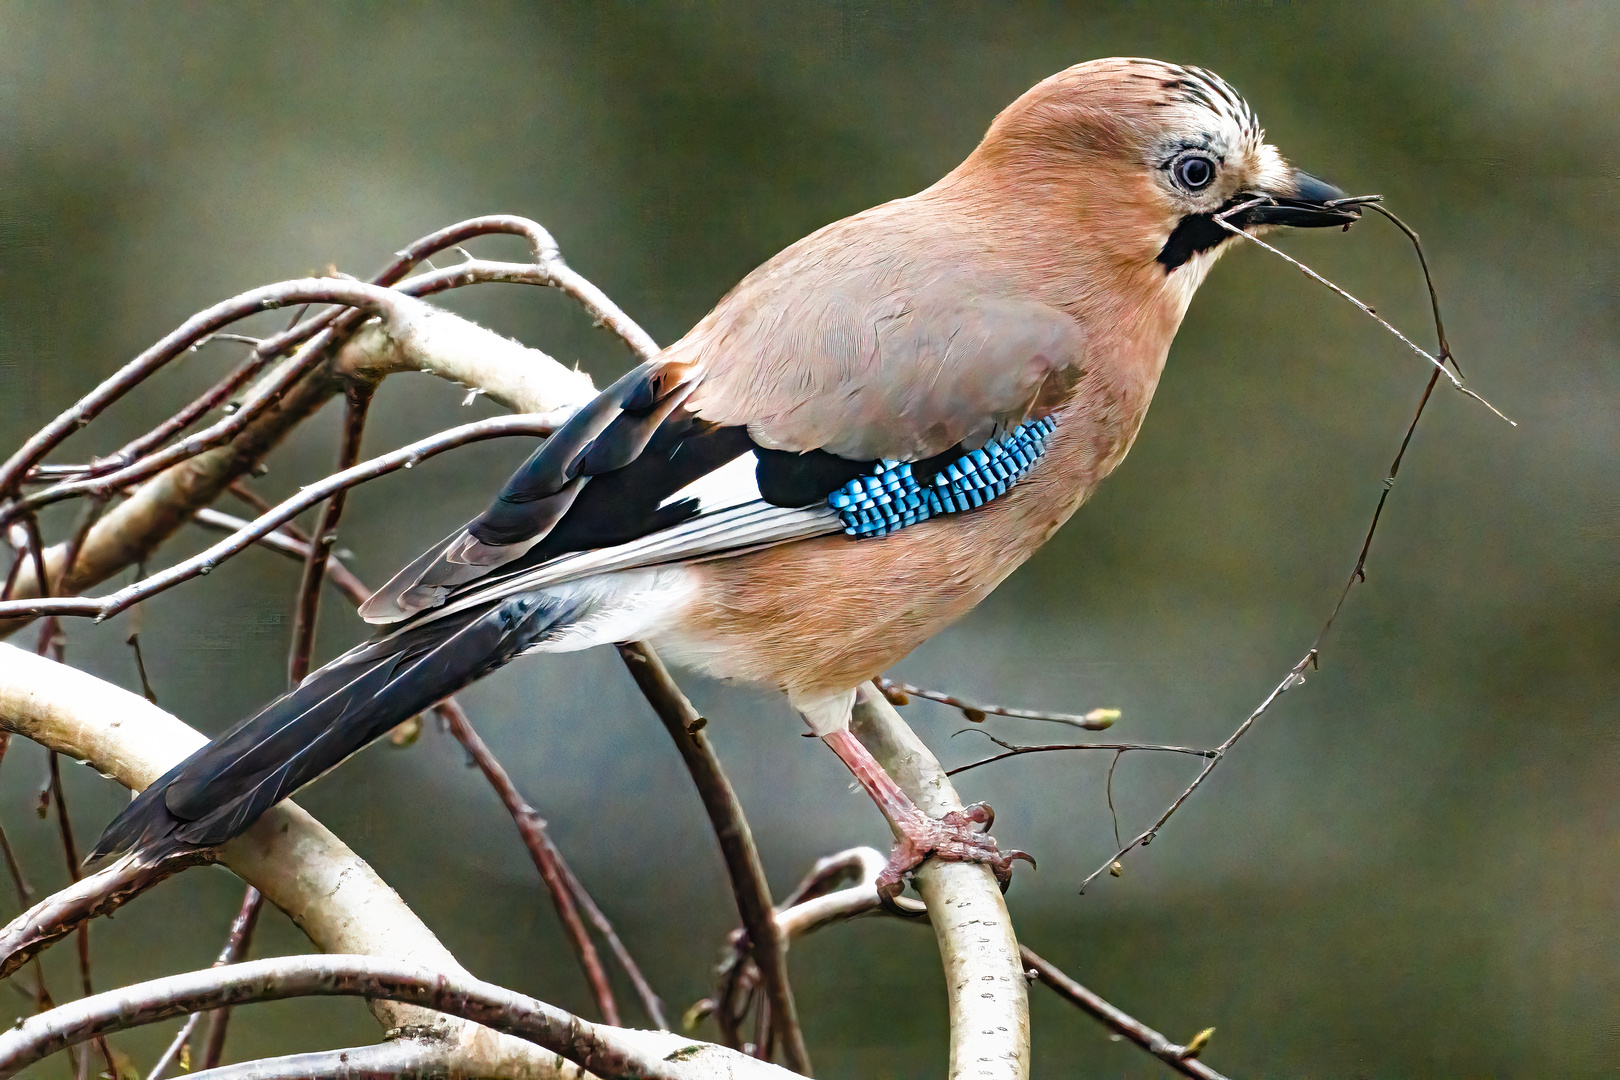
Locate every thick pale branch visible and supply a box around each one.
[849,683,1029,1080]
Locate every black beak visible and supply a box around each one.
[1238,170,1364,228]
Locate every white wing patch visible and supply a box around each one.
[660,451,761,513]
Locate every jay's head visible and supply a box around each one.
[954,58,1359,282]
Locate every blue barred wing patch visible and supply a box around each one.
[828,417,1056,538]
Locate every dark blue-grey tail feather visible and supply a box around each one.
[89,592,578,865]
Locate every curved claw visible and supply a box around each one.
[994,849,1037,893]
[875,874,927,918]
[951,801,995,831]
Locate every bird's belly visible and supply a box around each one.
[652,441,1095,698]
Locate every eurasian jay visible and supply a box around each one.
[92,59,1358,891]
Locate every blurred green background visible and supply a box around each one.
[1,2,1615,1076]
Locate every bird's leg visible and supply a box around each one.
[820,728,1033,909]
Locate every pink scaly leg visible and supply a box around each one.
[821,729,1033,909]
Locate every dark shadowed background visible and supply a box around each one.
[1,2,1615,1077]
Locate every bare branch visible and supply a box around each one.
[199,888,266,1070]
[287,386,373,686]
[1078,274,1454,893]
[150,887,264,1080]
[553,853,670,1033]
[0,851,212,981]
[1020,948,1229,1080]
[1211,207,1511,424]
[945,730,1216,777]
[0,278,413,507]
[615,643,811,1075]
[0,412,563,623]
[1077,654,1309,894]
[0,289,595,641]
[170,1040,449,1080]
[0,955,705,1080]
[435,699,621,1028]
[737,848,1232,1080]
[191,508,370,605]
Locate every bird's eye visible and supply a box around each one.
[1171,153,1217,193]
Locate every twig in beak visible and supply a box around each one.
[1212,201,1512,425]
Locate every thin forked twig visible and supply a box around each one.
[198,507,661,1028]
[16,214,645,495]
[0,722,58,1029]
[945,729,1217,777]
[616,642,812,1076]
[1212,199,1511,424]
[150,887,263,1080]
[715,847,1234,1079]
[46,755,117,1080]
[877,676,1120,731]
[1077,654,1310,894]
[287,385,373,686]
[434,699,622,1027]
[549,833,670,1031]
[0,278,418,509]
[1079,206,1462,892]
[193,508,371,606]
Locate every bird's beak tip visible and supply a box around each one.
[1239,168,1367,229]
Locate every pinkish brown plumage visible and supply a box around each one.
[94,58,1360,898]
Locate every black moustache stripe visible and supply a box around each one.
[1157,195,1257,272]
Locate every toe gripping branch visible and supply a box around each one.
[821,729,1034,915]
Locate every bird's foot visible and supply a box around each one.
[875,801,1035,914]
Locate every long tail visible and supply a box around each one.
[89,592,580,866]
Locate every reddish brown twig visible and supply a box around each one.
[0,733,59,1028]
[434,699,621,1027]
[616,642,811,1075]
[192,508,370,606]
[197,887,265,1071]
[0,278,418,508]
[147,888,262,1080]
[125,633,159,704]
[0,413,562,623]
[550,843,670,1031]
[877,676,1120,731]
[286,386,373,686]
[1021,947,1228,1079]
